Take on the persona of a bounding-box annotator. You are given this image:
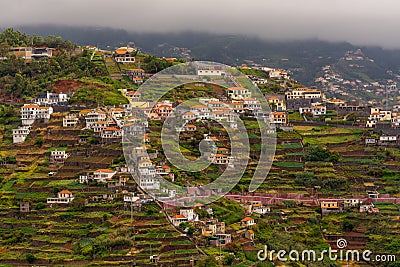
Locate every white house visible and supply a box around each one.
[50,149,69,164]
[93,121,109,133]
[197,65,225,76]
[139,177,160,190]
[251,203,270,215]
[101,127,122,139]
[63,114,79,127]
[127,91,141,102]
[31,47,54,59]
[12,126,30,144]
[243,98,261,112]
[93,169,117,182]
[191,105,209,113]
[311,105,326,116]
[109,107,125,119]
[227,87,251,100]
[180,209,199,222]
[241,217,256,227]
[47,190,74,204]
[80,169,117,183]
[268,96,286,111]
[36,106,53,120]
[367,108,392,127]
[268,69,290,79]
[182,111,197,123]
[171,214,188,226]
[285,88,321,100]
[21,104,53,126]
[269,111,287,125]
[124,193,140,203]
[379,136,397,142]
[365,138,377,145]
[208,154,230,165]
[84,110,107,129]
[34,91,69,106]
[344,199,360,207]
[114,47,136,63]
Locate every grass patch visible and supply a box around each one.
[276,143,303,150]
[273,162,303,168]
[303,134,361,145]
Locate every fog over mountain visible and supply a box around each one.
[1,0,400,48]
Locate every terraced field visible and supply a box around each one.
[0,115,201,266]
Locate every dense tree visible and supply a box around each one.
[142,55,173,73]
[305,146,340,163]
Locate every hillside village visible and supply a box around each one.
[0,30,400,266]
[314,49,400,107]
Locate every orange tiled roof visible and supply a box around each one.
[172,215,186,219]
[192,105,207,109]
[96,169,115,173]
[22,104,39,109]
[59,190,72,195]
[105,127,120,131]
[115,48,127,55]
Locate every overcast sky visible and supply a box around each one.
[1,0,399,48]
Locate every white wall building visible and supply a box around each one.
[47,190,74,204]
[139,177,160,190]
[21,104,53,126]
[13,126,30,144]
[227,87,251,100]
[63,114,79,127]
[34,91,69,106]
[84,110,107,129]
[285,88,321,100]
[180,209,199,222]
[50,149,69,164]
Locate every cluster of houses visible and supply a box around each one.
[363,107,400,146]
[264,87,325,126]
[13,104,54,144]
[122,68,145,83]
[12,90,72,144]
[169,203,260,247]
[198,218,231,247]
[315,49,399,104]
[366,107,392,128]
[320,195,380,216]
[75,106,145,142]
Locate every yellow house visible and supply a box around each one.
[321,201,339,209]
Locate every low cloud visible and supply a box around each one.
[1,0,400,48]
